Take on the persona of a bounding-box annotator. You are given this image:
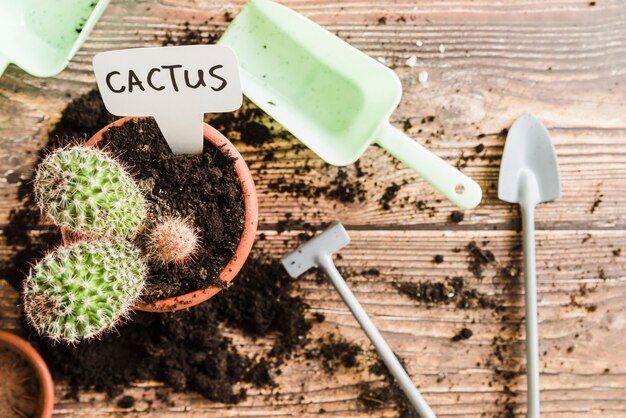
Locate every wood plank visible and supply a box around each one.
[2,229,625,416]
[4,117,626,230]
[1,0,625,228]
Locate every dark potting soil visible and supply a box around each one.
[379,182,401,210]
[357,357,419,418]
[161,21,219,47]
[34,254,309,402]
[98,117,245,301]
[467,240,496,279]
[451,327,473,342]
[305,334,362,373]
[211,100,370,205]
[267,164,368,205]
[49,89,118,144]
[39,296,256,402]
[395,276,500,311]
[449,210,465,223]
[210,102,281,148]
[116,395,135,409]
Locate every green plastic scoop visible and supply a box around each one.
[220,0,482,208]
[0,0,110,77]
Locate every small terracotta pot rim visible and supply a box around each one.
[86,116,258,312]
[0,330,54,418]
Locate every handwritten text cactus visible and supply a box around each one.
[23,240,146,344]
[34,146,145,237]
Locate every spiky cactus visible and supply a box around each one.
[23,240,146,344]
[34,146,145,238]
[148,216,199,264]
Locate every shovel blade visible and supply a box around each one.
[498,114,561,204]
[0,0,110,78]
[219,0,402,166]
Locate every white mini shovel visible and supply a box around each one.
[498,114,561,418]
[281,223,436,418]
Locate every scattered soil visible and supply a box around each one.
[489,335,523,418]
[489,265,523,417]
[357,357,419,418]
[267,163,367,205]
[306,334,362,373]
[451,327,473,342]
[116,395,135,409]
[416,199,437,217]
[394,243,520,416]
[449,210,465,223]
[210,100,285,148]
[326,167,368,204]
[569,283,598,312]
[49,89,117,144]
[380,183,401,210]
[210,255,311,361]
[161,21,218,47]
[395,276,500,311]
[590,195,603,214]
[0,346,40,418]
[99,117,245,301]
[467,241,496,279]
[275,213,316,236]
[211,99,369,206]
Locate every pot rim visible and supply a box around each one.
[0,330,54,418]
[86,116,258,312]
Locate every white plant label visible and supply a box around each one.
[93,45,242,154]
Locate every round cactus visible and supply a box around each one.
[23,240,146,344]
[34,146,145,237]
[148,216,199,264]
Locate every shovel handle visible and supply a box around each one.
[376,123,482,209]
[520,171,541,418]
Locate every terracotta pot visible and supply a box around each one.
[0,330,54,418]
[87,116,258,312]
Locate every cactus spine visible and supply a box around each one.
[34,146,145,237]
[23,240,146,344]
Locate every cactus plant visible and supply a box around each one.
[148,216,199,264]
[23,240,146,344]
[34,145,145,237]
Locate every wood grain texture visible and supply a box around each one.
[0,0,625,417]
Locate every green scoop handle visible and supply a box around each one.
[377,123,482,209]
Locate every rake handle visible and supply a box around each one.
[317,254,437,418]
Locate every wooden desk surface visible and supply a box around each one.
[1,1,625,416]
